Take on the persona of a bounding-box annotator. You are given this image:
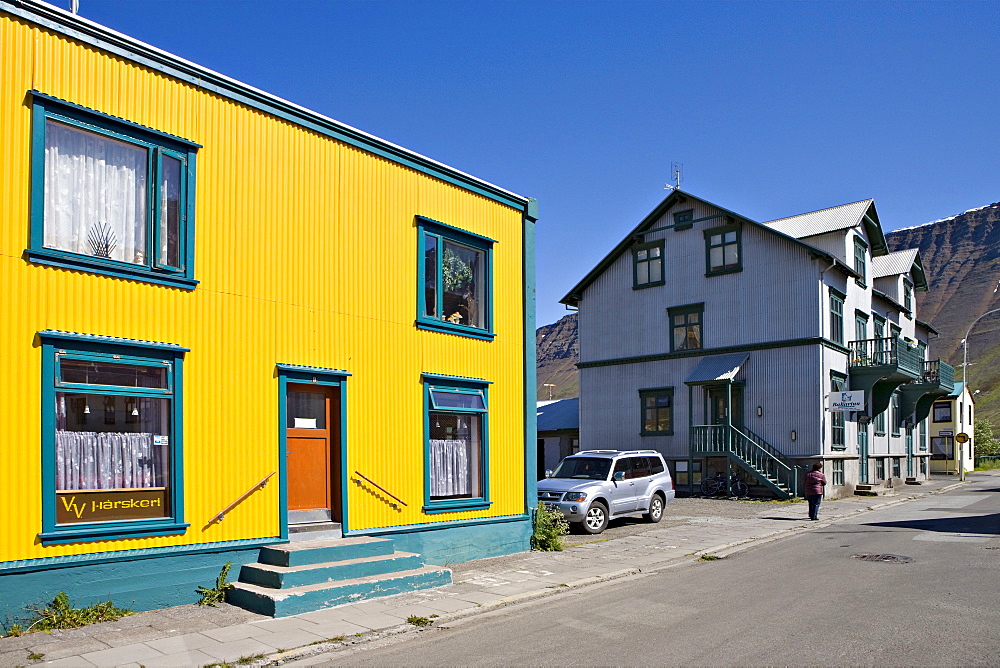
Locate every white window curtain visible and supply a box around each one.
[429,439,471,497]
[56,430,161,491]
[44,120,148,265]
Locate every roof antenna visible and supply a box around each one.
[665,162,682,191]
[70,0,79,14]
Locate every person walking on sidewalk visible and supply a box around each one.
[805,462,826,521]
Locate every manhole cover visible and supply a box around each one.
[851,553,913,563]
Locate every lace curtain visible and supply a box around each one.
[429,439,471,497]
[56,431,162,491]
[44,120,148,264]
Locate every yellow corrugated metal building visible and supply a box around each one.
[0,0,537,617]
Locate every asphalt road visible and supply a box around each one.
[306,476,1000,666]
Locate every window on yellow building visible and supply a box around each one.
[417,217,494,340]
[38,331,188,544]
[28,93,199,289]
[422,374,491,513]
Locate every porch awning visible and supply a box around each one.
[684,353,749,385]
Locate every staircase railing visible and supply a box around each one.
[209,471,276,524]
[352,471,408,510]
[692,425,799,498]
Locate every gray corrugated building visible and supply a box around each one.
[561,190,953,497]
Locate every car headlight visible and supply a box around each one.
[564,492,588,502]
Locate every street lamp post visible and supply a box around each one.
[959,307,1000,481]
[542,383,555,401]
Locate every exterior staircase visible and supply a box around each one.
[228,536,452,617]
[691,425,800,499]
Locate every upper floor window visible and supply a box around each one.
[891,392,901,436]
[668,303,703,352]
[873,315,885,340]
[704,223,741,275]
[28,93,199,289]
[903,280,913,315]
[855,311,868,343]
[829,289,845,345]
[853,237,868,286]
[417,216,494,340]
[673,209,694,231]
[639,387,673,435]
[933,402,951,422]
[633,240,664,289]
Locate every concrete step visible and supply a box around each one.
[289,522,343,542]
[228,565,453,617]
[239,551,425,589]
[258,536,394,567]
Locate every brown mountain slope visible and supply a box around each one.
[536,312,579,400]
[886,202,1000,426]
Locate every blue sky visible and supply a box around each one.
[71,0,999,327]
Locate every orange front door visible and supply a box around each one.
[286,384,340,523]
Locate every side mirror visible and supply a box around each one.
[614,471,625,482]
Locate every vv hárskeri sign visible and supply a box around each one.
[57,488,168,524]
[827,390,865,412]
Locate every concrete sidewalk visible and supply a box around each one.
[0,474,975,667]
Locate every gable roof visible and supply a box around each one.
[872,248,928,291]
[560,190,850,306]
[763,199,889,256]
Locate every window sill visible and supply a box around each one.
[855,279,867,288]
[422,500,492,514]
[705,267,742,277]
[26,249,198,290]
[641,431,673,437]
[39,521,190,545]
[831,445,848,451]
[632,280,665,291]
[415,318,495,341]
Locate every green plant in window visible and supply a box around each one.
[442,247,474,291]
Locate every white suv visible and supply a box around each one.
[537,450,675,534]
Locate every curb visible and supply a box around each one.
[255,484,964,665]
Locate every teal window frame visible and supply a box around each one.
[853,236,868,287]
[854,310,868,344]
[37,330,189,544]
[891,392,901,436]
[873,315,885,340]
[632,239,665,289]
[832,459,845,486]
[639,387,674,436]
[829,289,845,345]
[876,458,886,480]
[668,303,704,352]
[422,373,492,513]
[27,92,199,290]
[703,223,742,276]
[903,279,913,316]
[831,372,847,450]
[416,216,495,341]
[874,407,886,436]
[673,209,694,231]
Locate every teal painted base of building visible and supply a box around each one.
[377,516,532,565]
[0,543,266,625]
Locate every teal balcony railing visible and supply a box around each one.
[848,336,922,377]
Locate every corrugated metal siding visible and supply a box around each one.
[764,199,870,239]
[1,16,525,561]
[579,204,823,364]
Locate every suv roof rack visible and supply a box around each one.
[574,449,661,456]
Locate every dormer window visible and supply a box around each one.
[853,237,867,286]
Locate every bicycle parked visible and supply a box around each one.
[700,471,750,499]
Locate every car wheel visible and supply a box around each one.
[581,501,609,534]
[644,493,664,523]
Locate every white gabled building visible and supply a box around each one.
[561,191,953,497]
